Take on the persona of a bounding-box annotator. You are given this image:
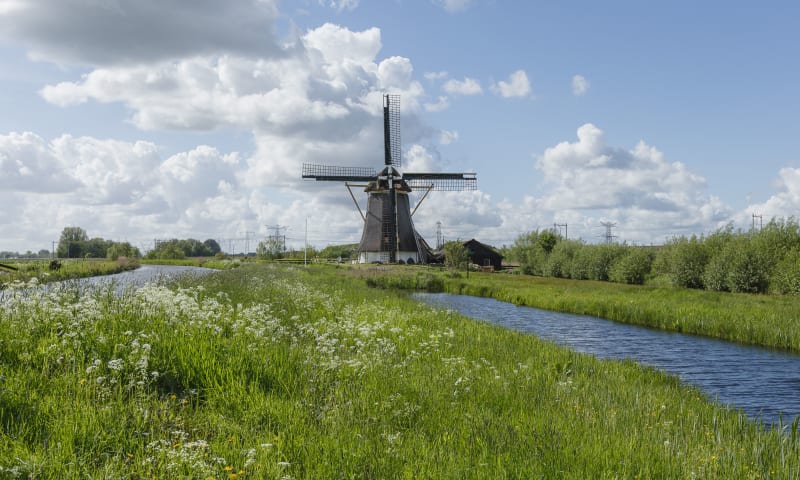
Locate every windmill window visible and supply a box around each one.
[483,258,491,266]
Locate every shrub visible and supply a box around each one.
[704,237,769,293]
[610,248,653,285]
[771,247,800,294]
[669,236,709,289]
[544,240,580,278]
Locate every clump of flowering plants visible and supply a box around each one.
[0,264,797,478]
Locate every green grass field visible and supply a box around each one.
[0,264,797,478]
[0,258,139,287]
[350,266,800,353]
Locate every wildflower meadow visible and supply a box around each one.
[0,264,798,478]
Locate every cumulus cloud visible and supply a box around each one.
[424,96,450,112]
[0,131,81,193]
[443,77,482,95]
[531,123,730,242]
[491,70,531,98]
[38,24,425,137]
[321,0,360,11]
[572,74,590,96]
[424,71,448,81]
[432,0,476,13]
[739,167,800,221]
[439,130,458,145]
[0,0,281,65]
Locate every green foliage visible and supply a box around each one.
[667,235,709,289]
[0,259,139,285]
[146,239,212,259]
[544,239,581,278]
[106,242,141,261]
[537,230,558,253]
[506,217,800,295]
[256,237,286,259]
[55,226,139,260]
[703,237,770,294]
[443,240,469,269]
[771,247,800,294]
[203,238,222,255]
[610,248,653,285]
[1,264,798,478]
[510,231,549,275]
[56,226,89,258]
[318,243,358,261]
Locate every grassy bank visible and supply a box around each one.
[140,257,244,269]
[350,266,800,353]
[0,258,139,287]
[0,264,797,478]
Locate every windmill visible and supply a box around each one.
[302,94,477,264]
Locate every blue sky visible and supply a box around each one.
[1,0,799,253]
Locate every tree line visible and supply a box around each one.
[57,227,140,260]
[508,217,800,294]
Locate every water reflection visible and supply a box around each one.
[413,293,800,428]
[1,264,215,300]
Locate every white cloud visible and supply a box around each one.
[0,131,80,193]
[740,167,800,221]
[404,144,439,172]
[432,0,475,13]
[424,71,448,81]
[491,70,531,98]
[572,74,590,96]
[530,123,731,242]
[0,0,280,65]
[424,96,450,112]
[439,130,458,145]
[321,0,360,11]
[443,77,482,96]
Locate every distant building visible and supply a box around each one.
[463,239,504,270]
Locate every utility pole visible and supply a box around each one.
[554,223,568,239]
[752,213,763,231]
[600,221,617,244]
[241,231,255,256]
[304,217,308,267]
[266,225,287,257]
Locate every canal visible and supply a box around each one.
[413,292,800,428]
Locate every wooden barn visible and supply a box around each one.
[464,239,503,270]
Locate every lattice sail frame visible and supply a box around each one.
[383,94,401,167]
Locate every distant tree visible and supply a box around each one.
[203,239,222,255]
[257,237,286,259]
[84,237,113,258]
[443,241,469,269]
[107,242,141,260]
[319,244,358,261]
[537,230,558,254]
[57,226,89,258]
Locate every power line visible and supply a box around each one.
[600,221,617,244]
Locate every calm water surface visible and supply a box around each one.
[413,293,800,428]
[1,264,215,299]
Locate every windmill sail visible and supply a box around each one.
[383,94,401,167]
[301,94,477,264]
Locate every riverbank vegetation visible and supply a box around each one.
[1,264,797,478]
[0,257,139,287]
[140,256,242,270]
[353,265,800,352]
[508,216,800,294]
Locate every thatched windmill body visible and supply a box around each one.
[302,94,477,264]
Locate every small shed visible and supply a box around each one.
[463,239,503,270]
